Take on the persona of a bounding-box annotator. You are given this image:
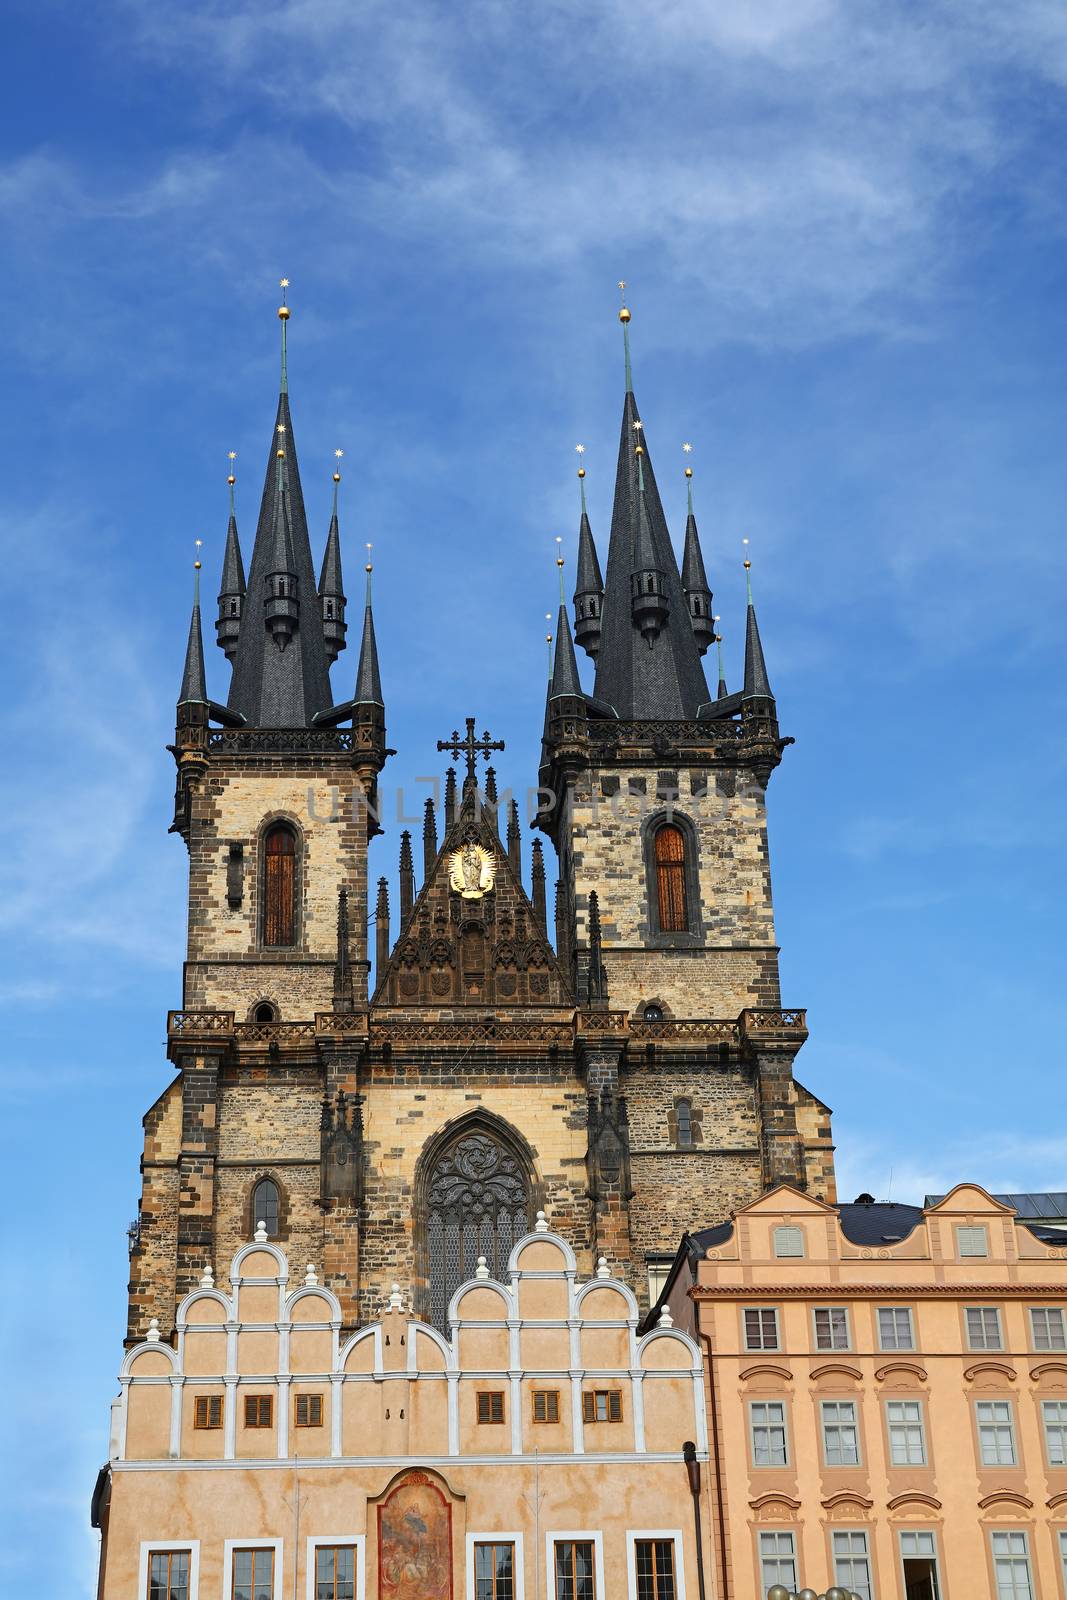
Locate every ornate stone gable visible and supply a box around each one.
[373,793,573,1009]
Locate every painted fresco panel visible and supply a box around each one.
[377,1473,453,1600]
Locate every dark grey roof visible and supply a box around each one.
[743,593,773,701]
[574,509,603,596]
[549,603,584,699]
[1024,1224,1067,1247]
[837,1201,925,1246]
[178,586,207,704]
[689,1219,736,1252]
[592,390,711,719]
[219,512,246,599]
[681,512,711,596]
[926,1191,1067,1221]
[318,503,344,600]
[353,600,383,706]
[225,392,333,728]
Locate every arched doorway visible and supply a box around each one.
[418,1118,534,1331]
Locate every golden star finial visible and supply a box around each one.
[365,541,373,573]
[277,424,285,435]
[683,442,692,454]
[280,278,289,290]
[575,443,584,455]
[632,419,643,432]
[618,280,626,296]
[335,448,343,459]
[194,537,202,571]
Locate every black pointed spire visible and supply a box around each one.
[399,830,415,921]
[375,876,390,979]
[587,889,607,1006]
[531,839,547,931]
[216,455,246,663]
[630,446,669,646]
[715,630,729,699]
[353,558,383,706]
[592,300,711,719]
[423,797,438,879]
[225,288,334,727]
[550,604,584,700]
[444,766,457,829]
[507,800,521,878]
[485,766,499,833]
[680,463,714,655]
[333,887,353,1010]
[319,454,347,667]
[743,559,774,704]
[573,455,604,661]
[179,558,208,708]
[554,878,571,974]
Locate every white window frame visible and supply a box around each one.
[1030,1306,1067,1351]
[1042,1399,1067,1467]
[749,1399,789,1468]
[138,1541,200,1600]
[743,1306,780,1352]
[306,1535,365,1600]
[831,1527,873,1599]
[820,1399,862,1467]
[546,1531,605,1600]
[965,1305,1004,1351]
[877,1306,915,1351]
[1059,1529,1067,1594]
[976,1399,1017,1467]
[773,1226,805,1259]
[990,1530,1034,1600]
[223,1538,284,1600]
[758,1528,798,1591]
[813,1305,852,1351]
[886,1398,927,1466]
[626,1529,687,1600]
[898,1530,940,1599]
[957,1224,989,1258]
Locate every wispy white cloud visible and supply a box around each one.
[835,1127,1067,1207]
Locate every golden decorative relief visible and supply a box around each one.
[448,842,495,899]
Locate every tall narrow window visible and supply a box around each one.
[654,824,688,933]
[634,1539,676,1600]
[886,1399,927,1465]
[475,1542,515,1600]
[750,1401,788,1466]
[148,1551,190,1600]
[831,1530,872,1600]
[422,1124,531,1332]
[252,1178,279,1238]
[232,1548,274,1600]
[821,1400,860,1467]
[976,1400,1016,1465]
[990,1532,1033,1600]
[1042,1400,1067,1466]
[554,1540,596,1600]
[315,1546,356,1600]
[263,823,297,946]
[675,1099,694,1148]
[759,1531,797,1591]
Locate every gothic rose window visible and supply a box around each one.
[263,823,297,947]
[654,823,688,933]
[425,1130,531,1331]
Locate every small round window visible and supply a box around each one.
[643,1004,664,1021]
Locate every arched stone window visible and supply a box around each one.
[262,822,298,947]
[676,1097,694,1148]
[654,823,688,932]
[252,1177,280,1237]
[418,1121,534,1331]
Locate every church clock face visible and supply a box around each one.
[448,842,495,899]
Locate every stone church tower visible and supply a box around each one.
[127,293,833,1348]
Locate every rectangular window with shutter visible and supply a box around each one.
[294,1392,323,1427]
[957,1224,989,1258]
[582,1389,622,1423]
[193,1394,222,1430]
[532,1390,560,1423]
[477,1391,505,1424]
[243,1393,273,1429]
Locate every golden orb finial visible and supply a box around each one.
[333,447,343,484]
[618,279,630,322]
[575,442,586,479]
[278,277,291,320]
[227,449,237,487]
[365,541,373,574]
[194,537,203,572]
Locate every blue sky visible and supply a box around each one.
[0,0,1065,1591]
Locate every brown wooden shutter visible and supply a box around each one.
[194,1395,222,1429]
[582,1391,595,1424]
[533,1390,559,1423]
[477,1391,505,1424]
[608,1389,622,1421]
[245,1394,272,1427]
[655,825,688,932]
[264,826,296,946]
[295,1393,323,1427]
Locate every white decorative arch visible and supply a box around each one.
[406,1318,458,1374]
[339,1323,382,1375]
[507,1226,577,1275]
[637,1325,702,1370]
[120,1339,179,1378]
[175,1287,233,1329]
[285,1283,342,1321]
[575,1274,640,1320]
[448,1274,516,1325]
[229,1240,288,1283]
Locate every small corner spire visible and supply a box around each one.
[573,445,604,662]
[278,278,290,394]
[319,450,347,667]
[550,601,584,699]
[742,542,773,702]
[374,875,391,978]
[618,281,633,394]
[714,619,728,699]
[353,545,383,706]
[680,445,714,655]
[531,838,547,932]
[423,796,438,878]
[216,452,246,663]
[179,541,208,706]
[507,798,521,877]
[399,830,415,921]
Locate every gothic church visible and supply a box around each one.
[130,290,835,1352]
